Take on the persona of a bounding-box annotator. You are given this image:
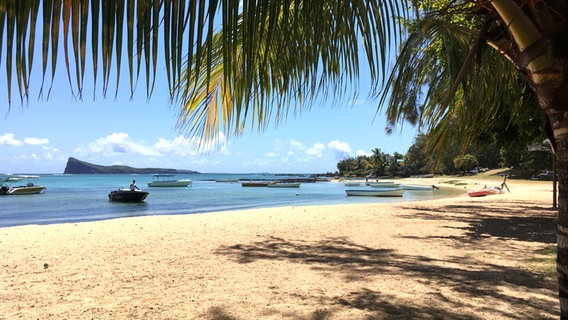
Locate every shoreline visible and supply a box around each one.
[1,177,559,319]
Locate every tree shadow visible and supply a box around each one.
[398,201,557,244]
[216,235,558,319]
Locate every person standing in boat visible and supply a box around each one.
[130,180,140,191]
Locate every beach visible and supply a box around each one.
[0,176,559,319]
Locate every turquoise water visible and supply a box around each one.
[0,173,465,228]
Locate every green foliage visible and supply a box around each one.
[453,154,478,173]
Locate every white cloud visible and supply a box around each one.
[75,132,230,158]
[327,140,351,159]
[24,137,50,145]
[75,132,161,157]
[0,134,50,147]
[356,149,370,156]
[0,133,23,146]
[290,139,305,150]
[283,150,295,163]
[306,143,325,158]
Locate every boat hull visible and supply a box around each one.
[267,182,301,188]
[241,181,274,187]
[108,190,149,202]
[6,186,46,195]
[147,180,192,187]
[400,184,434,190]
[468,187,503,197]
[345,188,405,197]
[368,182,400,188]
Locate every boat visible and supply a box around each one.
[468,186,504,197]
[368,182,401,188]
[108,188,149,202]
[0,175,46,195]
[215,179,239,183]
[400,184,437,190]
[344,182,362,186]
[147,174,192,187]
[345,188,405,197]
[267,182,301,188]
[241,181,275,187]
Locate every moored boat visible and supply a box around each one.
[241,181,275,187]
[0,175,46,195]
[368,182,401,188]
[345,188,405,197]
[267,182,301,188]
[147,174,192,187]
[108,188,149,202]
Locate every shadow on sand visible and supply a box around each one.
[212,200,558,319]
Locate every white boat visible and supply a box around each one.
[400,184,436,190]
[345,188,405,197]
[267,182,301,188]
[368,182,400,188]
[147,174,192,187]
[0,175,46,195]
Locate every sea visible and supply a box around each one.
[0,173,465,228]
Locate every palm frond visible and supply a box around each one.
[1,0,406,142]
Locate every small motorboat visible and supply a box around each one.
[0,175,46,195]
[241,181,275,187]
[368,182,401,188]
[108,188,149,202]
[147,174,192,187]
[400,184,437,190]
[345,188,405,197]
[267,182,301,188]
[468,186,504,197]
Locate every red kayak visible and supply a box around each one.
[468,187,504,197]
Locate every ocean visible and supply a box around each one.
[0,173,465,228]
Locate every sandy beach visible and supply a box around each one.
[0,176,560,319]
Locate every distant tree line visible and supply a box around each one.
[336,134,553,179]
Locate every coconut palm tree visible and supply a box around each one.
[3,0,568,317]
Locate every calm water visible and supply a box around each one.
[0,173,465,228]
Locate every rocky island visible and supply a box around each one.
[63,157,199,174]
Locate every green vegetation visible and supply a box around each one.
[335,134,552,178]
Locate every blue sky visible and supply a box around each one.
[0,66,419,174]
[0,87,418,174]
[0,21,419,174]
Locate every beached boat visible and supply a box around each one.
[368,182,401,188]
[108,188,149,202]
[400,184,436,190]
[147,174,192,187]
[267,182,301,188]
[345,188,405,197]
[0,175,46,195]
[468,186,504,197]
[241,181,275,187]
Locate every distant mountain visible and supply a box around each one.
[63,157,199,174]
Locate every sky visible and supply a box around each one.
[0,25,419,175]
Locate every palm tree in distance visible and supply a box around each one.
[3,0,568,317]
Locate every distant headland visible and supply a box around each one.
[63,157,199,174]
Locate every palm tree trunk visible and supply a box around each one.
[556,127,568,319]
